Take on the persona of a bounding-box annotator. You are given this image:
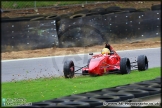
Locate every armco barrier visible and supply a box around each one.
[1,19,59,52]
[16,77,161,107]
[58,10,161,47]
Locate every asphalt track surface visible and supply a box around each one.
[1,47,161,82]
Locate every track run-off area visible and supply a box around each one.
[1,47,161,82]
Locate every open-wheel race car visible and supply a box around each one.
[63,44,148,78]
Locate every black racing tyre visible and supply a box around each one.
[73,93,101,99]
[57,101,90,107]
[85,12,100,17]
[2,17,30,22]
[24,14,46,18]
[116,84,145,89]
[30,17,45,21]
[120,58,131,74]
[103,92,134,100]
[147,80,161,85]
[91,7,105,12]
[45,14,57,19]
[147,79,161,85]
[74,98,104,107]
[91,7,106,15]
[137,8,151,12]
[145,79,161,82]
[63,60,75,78]
[32,102,56,107]
[15,106,40,108]
[112,11,130,14]
[46,14,60,21]
[86,90,109,95]
[60,95,87,101]
[151,4,161,10]
[125,98,143,102]
[135,81,159,84]
[95,105,124,108]
[106,6,121,11]
[2,15,46,22]
[59,14,71,19]
[120,8,137,12]
[86,91,108,96]
[69,13,86,19]
[137,55,148,71]
[118,89,149,98]
[59,42,76,48]
[132,83,158,88]
[58,24,104,48]
[138,80,160,84]
[148,84,161,89]
[43,98,70,103]
[74,9,90,14]
[131,82,161,87]
[105,10,121,14]
[102,88,125,92]
[45,105,76,108]
[133,82,159,87]
[136,87,161,95]
[153,78,161,84]
[90,96,121,102]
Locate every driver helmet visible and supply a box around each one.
[101,48,110,55]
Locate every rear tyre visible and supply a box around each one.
[63,60,74,78]
[120,58,131,74]
[137,55,148,71]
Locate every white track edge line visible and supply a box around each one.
[2,47,160,62]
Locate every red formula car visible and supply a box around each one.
[63,44,148,78]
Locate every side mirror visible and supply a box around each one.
[89,53,93,55]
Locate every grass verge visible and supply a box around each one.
[1,1,93,9]
[2,67,161,103]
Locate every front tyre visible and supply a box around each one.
[63,60,75,78]
[120,58,131,74]
[137,55,148,71]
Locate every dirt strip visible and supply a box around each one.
[1,37,161,60]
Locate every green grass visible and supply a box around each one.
[2,67,161,103]
[1,1,94,9]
